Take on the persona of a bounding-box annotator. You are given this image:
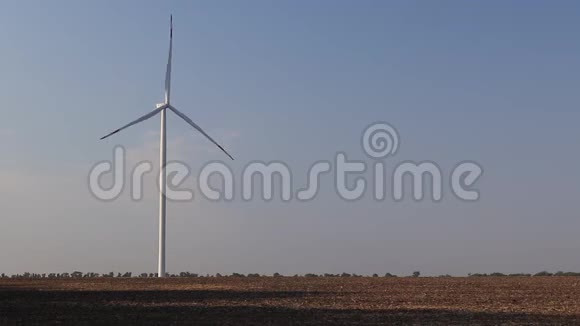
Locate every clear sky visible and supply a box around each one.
[0,0,579,276]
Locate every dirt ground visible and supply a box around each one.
[1,276,580,325]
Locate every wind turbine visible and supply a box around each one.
[100,15,234,277]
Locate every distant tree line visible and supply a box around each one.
[2,271,580,279]
[468,271,580,277]
[1,272,397,278]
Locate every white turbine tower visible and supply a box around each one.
[100,15,234,277]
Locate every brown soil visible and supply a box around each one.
[1,276,580,325]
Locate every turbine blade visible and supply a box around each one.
[164,15,173,104]
[100,107,163,140]
[168,106,234,160]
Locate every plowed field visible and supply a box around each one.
[1,277,580,325]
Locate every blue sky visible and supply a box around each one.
[0,0,579,275]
